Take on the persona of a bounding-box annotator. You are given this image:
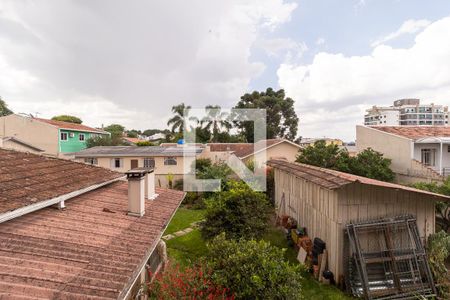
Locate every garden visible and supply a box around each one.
[145,159,351,299]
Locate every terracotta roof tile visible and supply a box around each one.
[0,182,185,299]
[33,118,107,134]
[370,126,450,140]
[209,139,283,158]
[0,149,123,214]
[267,159,450,199]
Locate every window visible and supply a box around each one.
[447,145,450,153]
[421,149,436,166]
[60,132,68,141]
[111,158,123,168]
[144,158,155,168]
[79,133,85,141]
[164,157,177,166]
[84,157,98,165]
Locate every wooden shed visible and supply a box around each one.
[267,159,450,283]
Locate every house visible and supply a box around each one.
[0,148,185,299]
[72,145,203,188]
[298,138,343,148]
[0,114,110,156]
[357,125,450,183]
[204,139,302,166]
[267,159,449,287]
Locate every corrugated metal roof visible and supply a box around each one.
[0,182,185,299]
[267,159,450,199]
[73,146,203,157]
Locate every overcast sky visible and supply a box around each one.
[1,0,450,141]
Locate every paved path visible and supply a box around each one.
[162,221,200,240]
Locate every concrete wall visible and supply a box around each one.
[356,125,413,174]
[1,139,43,154]
[248,141,300,167]
[0,114,59,156]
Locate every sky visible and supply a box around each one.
[1,0,450,141]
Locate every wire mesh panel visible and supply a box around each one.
[346,215,436,299]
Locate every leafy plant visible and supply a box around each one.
[146,263,233,299]
[51,115,82,124]
[200,181,272,240]
[427,231,450,297]
[166,173,174,189]
[0,97,13,116]
[135,141,155,146]
[193,158,213,173]
[206,234,303,299]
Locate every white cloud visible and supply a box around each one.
[277,16,450,141]
[256,37,307,62]
[315,37,325,46]
[371,19,430,47]
[0,0,297,130]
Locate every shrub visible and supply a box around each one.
[206,234,303,299]
[146,263,233,299]
[197,162,233,192]
[193,158,213,173]
[427,231,450,297]
[200,181,272,240]
[136,141,155,146]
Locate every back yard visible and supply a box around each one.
[163,207,351,300]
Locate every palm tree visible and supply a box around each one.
[201,105,231,142]
[167,103,192,133]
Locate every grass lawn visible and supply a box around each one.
[164,207,205,235]
[164,209,352,299]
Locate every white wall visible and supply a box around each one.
[413,143,450,174]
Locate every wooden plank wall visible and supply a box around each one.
[274,169,436,282]
[273,169,340,278]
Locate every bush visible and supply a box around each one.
[206,234,303,299]
[427,231,450,297]
[136,141,155,146]
[182,192,206,209]
[146,263,233,299]
[193,158,212,173]
[200,181,272,240]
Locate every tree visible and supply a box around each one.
[296,141,395,182]
[167,103,193,133]
[206,234,303,299]
[103,124,125,141]
[86,136,115,148]
[51,115,82,124]
[233,88,298,142]
[201,105,232,142]
[0,97,13,116]
[200,181,272,240]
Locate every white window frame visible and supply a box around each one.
[60,132,68,141]
[164,157,177,166]
[79,133,85,141]
[421,149,436,166]
[112,158,123,169]
[143,158,155,168]
[84,157,98,165]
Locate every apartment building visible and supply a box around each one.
[364,98,448,126]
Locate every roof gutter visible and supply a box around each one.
[0,176,125,224]
[120,192,186,300]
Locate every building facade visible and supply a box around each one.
[364,99,448,126]
[357,125,450,183]
[0,114,109,156]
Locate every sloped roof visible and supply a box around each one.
[33,118,108,134]
[73,146,202,157]
[267,159,450,199]
[2,136,44,152]
[0,182,185,299]
[122,137,147,144]
[0,149,123,215]
[209,139,289,158]
[370,126,450,140]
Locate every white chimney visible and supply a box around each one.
[144,170,158,200]
[125,169,147,217]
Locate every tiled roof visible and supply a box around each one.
[122,137,147,144]
[33,118,107,134]
[267,159,450,199]
[209,139,284,158]
[0,149,123,215]
[370,126,450,140]
[73,146,203,157]
[0,182,185,299]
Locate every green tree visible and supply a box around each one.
[103,124,125,140]
[296,141,395,182]
[206,234,303,299]
[201,105,232,142]
[51,115,82,124]
[200,181,272,240]
[167,103,193,133]
[234,88,298,142]
[427,231,450,297]
[86,136,115,148]
[0,97,13,116]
